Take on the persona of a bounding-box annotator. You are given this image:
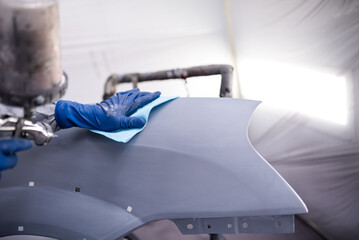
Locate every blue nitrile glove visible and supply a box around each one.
[0,139,33,180]
[55,88,161,131]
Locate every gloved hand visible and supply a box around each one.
[55,88,161,132]
[0,139,32,179]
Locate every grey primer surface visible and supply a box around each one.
[0,98,307,240]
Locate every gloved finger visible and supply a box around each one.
[107,95,118,108]
[0,153,18,171]
[116,88,139,96]
[121,116,146,129]
[137,91,152,98]
[117,88,139,106]
[130,91,152,105]
[0,139,32,154]
[127,91,161,116]
[97,100,111,111]
[104,89,138,107]
[126,89,142,104]
[133,91,161,110]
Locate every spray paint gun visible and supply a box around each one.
[0,0,67,145]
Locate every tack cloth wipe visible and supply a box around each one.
[90,96,178,143]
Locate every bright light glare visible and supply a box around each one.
[239,60,348,125]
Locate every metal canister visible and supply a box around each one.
[0,0,66,107]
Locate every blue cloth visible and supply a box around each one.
[91,96,178,143]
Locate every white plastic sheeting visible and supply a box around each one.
[58,0,232,102]
[239,1,359,240]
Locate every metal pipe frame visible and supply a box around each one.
[103,65,233,100]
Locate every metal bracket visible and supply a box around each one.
[172,215,294,234]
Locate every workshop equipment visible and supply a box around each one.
[0,0,67,145]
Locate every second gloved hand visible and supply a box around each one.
[0,139,32,180]
[55,88,161,131]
